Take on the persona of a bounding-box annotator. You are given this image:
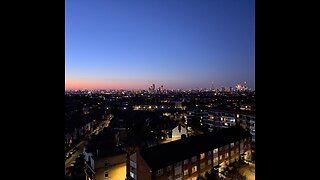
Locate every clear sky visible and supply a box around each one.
[65,0,255,90]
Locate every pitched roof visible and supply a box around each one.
[139,126,251,171]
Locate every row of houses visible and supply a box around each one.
[65,120,97,146]
[127,126,252,180]
[186,109,255,142]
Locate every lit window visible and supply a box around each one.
[200,153,205,160]
[225,153,229,158]
[213,148,218,154]
[230,143,234,148]
[130,172,135,179]
[184,169,188,176]
[214,157,219,166]
[208,159,212,165]
[191,166,197,173]
[200,162,205,170]
[219,155,222,160]
[191,156,197,163]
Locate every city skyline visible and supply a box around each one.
[65,0,255,90]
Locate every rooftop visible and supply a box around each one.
[140,126,251,171]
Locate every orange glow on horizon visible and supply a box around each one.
[65,79,149,90]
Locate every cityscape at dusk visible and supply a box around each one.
[65,0,255,90]
[65,1,255,180]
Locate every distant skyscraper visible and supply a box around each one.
[152,84,155,91]
[160,85,164,93]
[236,83,242,91]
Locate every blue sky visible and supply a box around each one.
[66,0,255,90]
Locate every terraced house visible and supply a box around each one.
[127,126,252,180]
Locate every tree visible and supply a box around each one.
[206,169,220,180]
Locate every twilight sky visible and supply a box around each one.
[65,0,255,90]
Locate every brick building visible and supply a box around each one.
[127,126,252,180]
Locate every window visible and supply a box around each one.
[224,145,229,151]
[207,151,212,156]
[231,158,235,163]
[130,172,136,179]
[214,157,219,166]
[201,172,206,177]
[191,166,197,173]
[231,150,234,156]
[200,162,205,170]
[236,141,239,145]
[208,159,212,165]
[156,169,163,176]
[225,153,229,158]
[213,148,218,154]
[219,147,223,151]
[167,176,172,180]
[184,159,189,165]
[230,143,234,148]
[200,153,205,160]
[219,155,223,160]
[191,156,197,163]
[167,165,172,172]
[104,171,109,178]
[240,149,244,154]
[130,161,136,168]
[184,169,188,176]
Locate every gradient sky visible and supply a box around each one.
[66,0,255,90]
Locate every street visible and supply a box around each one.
[239,163,255,180]
[65,118,112,175]
[107,162,126,180]
[65,140,86,175]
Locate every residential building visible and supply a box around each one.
[127,126,252,180]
